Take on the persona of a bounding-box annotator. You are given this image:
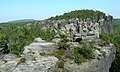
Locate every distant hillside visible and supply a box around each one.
[113,19,120,25]
[48,9,106,20]
[8,19,35,23]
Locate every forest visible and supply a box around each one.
[0,10,120,72]
[100,24,120,72]
[0,22,56,55]
[48,9,106,20]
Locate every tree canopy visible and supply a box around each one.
[48,9,106,20]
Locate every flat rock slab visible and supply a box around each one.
[12,56,58,72]
[23,38,58,54]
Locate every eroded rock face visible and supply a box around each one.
[0,38,59,72]
[64,44,116,72]
[12,56,58,72]
[38,16,113,41]
[18,38,59,72]
[0,54,17,72]
[23,38,58,55]
[0,14,115,72]
[0,37,116,72]
[0,55,58,72]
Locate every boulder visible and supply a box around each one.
[33,38,46,43]
[0,55,58,72]
[0,38,59,72]
[23,42,57,55]
[12,56,58,72]
[52,38,61,43]
[0,54,17,61]
[64,44,116,72]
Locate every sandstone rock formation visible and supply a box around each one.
[0,15,115,72]
[23,38,58,55]
[36,16,112,42]
[64,44,116,72]
[0,38,58,72]
[0,38,116,72]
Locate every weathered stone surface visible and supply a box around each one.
[0,38,59,72]
[0,38,116,72]
[0,15,114,72]
[33,38,46,43]
[38,16,112,42]
[0,54,17,61]
[52,34,61,43]
[0,55,58,72]
[23,38,58,54]
[64,44,116,72]
[0,54,17,72]
[19,38,59,72]
[54,34,60,38]
[12,56,58,72]
[52,38,61,43]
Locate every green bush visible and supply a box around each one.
[98,40,109,47]
[66,37,73,42]
[55,49,65,55]
[79,46,95,59]
[39,52,46,56]
[17,58,26,65]
[58,61,64,68]
[74,54,86,64]
[50,49,65,60]
[74,45,95,64]
[58,41,69,50]
[65,51,74,59]
[99,33,110,44]
[59,32,68,39]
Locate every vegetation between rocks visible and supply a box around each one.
[17,58,26,65]
[100,25,120,72]
[0,10,119,72]
[0,23,56,56]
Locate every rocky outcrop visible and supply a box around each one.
[0,38,116,72]
[0,54,17,72]
[0,55,58,72]
[36,16,113,42]
[0,15,115,72]
[0,38,59,72]
[64,44,116,72]
[12,56,58,72]
[23,38,58,55]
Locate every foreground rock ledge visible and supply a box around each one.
[0,38,116,72]
[64,44,116,72]
[0,38,59,72]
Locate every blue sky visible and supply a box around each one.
[0,0,120,22]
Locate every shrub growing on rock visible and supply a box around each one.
[98,40,110,47]
[17,58,26,65]
[39,52,46,56]
[99,33,110,46]
[74,44,95,64]
[58,61,64,68]
[58,41,69,50]
[78,46,95,59]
